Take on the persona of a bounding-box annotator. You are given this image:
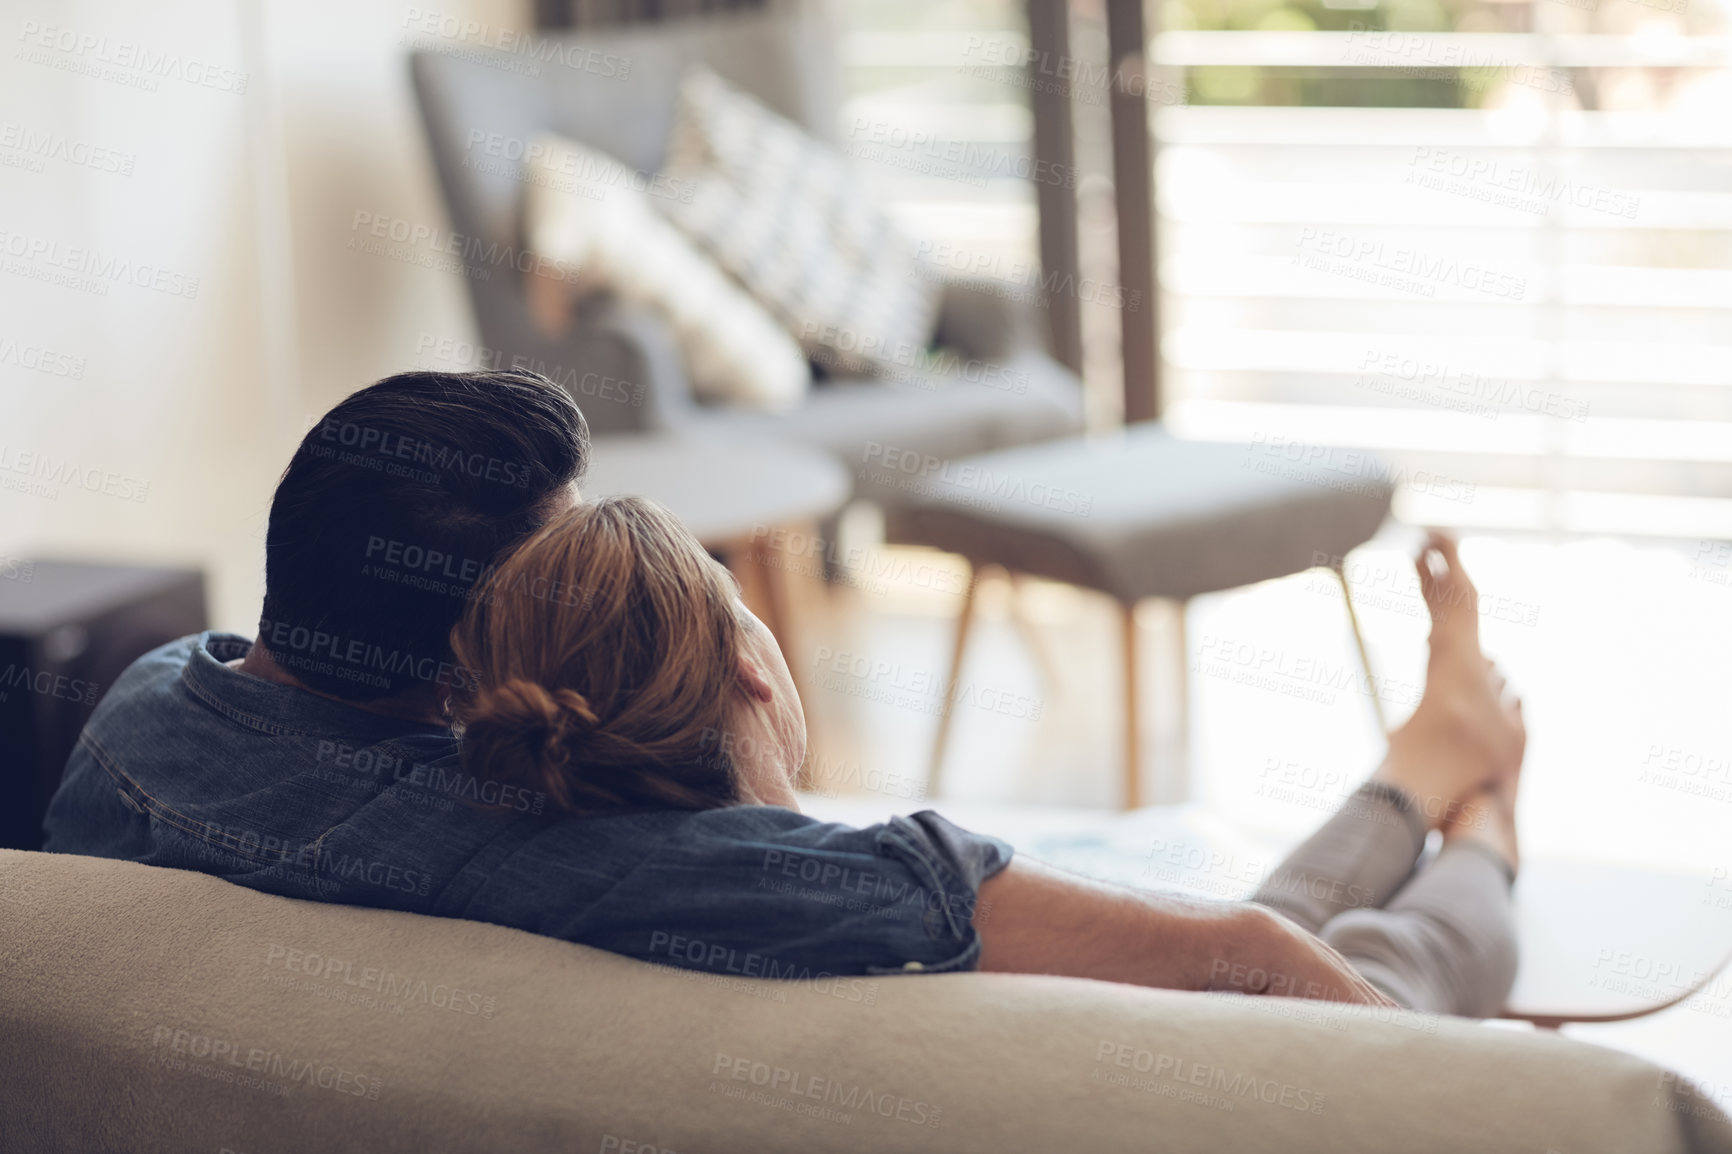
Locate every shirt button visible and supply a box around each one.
[902,961,925,972]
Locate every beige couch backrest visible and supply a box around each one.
[2,850,1727,1153]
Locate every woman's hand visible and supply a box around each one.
[975,858,1397,1008]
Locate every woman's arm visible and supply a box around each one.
[973,857,1397,1007]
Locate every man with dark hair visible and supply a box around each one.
[248,370,587,712]
[42,370,588,865]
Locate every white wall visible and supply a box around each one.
[0,0,527,632]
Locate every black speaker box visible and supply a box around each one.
[0,560,208,850]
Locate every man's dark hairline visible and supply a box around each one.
[259,369,588,701]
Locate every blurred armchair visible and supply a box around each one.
[408,7,1082,487]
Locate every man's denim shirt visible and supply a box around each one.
[44,634,1013,978]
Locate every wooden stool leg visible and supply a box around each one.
[1122,601,1142,811]
[1170,597,1191,803]
[746,543,790,651]
[927,563,981,798]
[722,544,766,623]
[1006,573,1061,698]
[742,534,817,789]
[1333,562,1388,733]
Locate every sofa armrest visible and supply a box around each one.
[471,278,701,436]
[481,293,698,436]
[934,276,1050,363]
[564,296,702,435]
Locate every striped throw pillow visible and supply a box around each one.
[525,133,810,411]
[657,67,943,380]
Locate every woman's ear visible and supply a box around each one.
[735,653,775,704]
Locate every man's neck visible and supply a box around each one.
[233,641,449,728]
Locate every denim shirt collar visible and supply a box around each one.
[179,631,455,745]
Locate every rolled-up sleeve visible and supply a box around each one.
[545,807,1014,979]
[870,811,1015,969]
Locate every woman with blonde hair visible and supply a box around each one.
[444,496,1523,1016]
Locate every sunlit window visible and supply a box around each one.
[840,0,1732,537]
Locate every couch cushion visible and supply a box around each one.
[2,850,1727,1153]
[696,349,1085,506]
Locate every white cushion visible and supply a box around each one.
[2,849,1727,1153]
[658,67,943,379]
[524,132,809,411]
